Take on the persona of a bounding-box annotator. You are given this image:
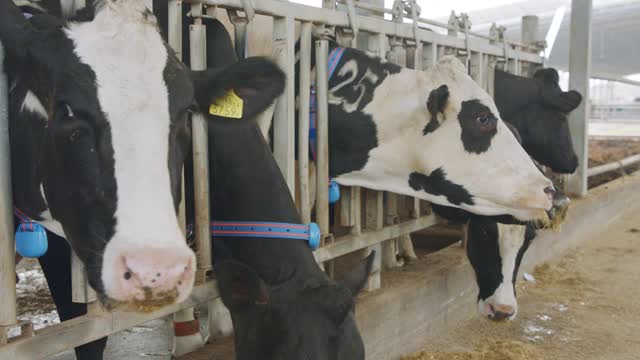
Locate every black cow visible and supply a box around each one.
[430,67,582,321]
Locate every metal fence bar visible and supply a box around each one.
[273,16,296,196]
[298,22,312,224]
[587,154,640,177]
[193,0,541,63]
[189,13,213,281]
[314,215,436,263]
[71,252,96,304]
[0,42,16,334]
[566,0,592,197]
[315,40,330,238]
[0,282,218,360]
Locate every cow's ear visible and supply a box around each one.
[427,84,449,117]
[215,260,271,308]
[533,68,560,84]
[191,57,285,120]
[541,89,583,113]
[337,250,376,297]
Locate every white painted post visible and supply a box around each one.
[566,0,592,197]
[0,42,17,341]
[272,14,296,197]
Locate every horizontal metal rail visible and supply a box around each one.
[0,281,218,360]
[314,215,437,263]
[587,154,640,177]
[190,0,542,63]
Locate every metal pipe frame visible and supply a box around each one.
[0,282,218,360]
[189,13,213,280]
[0,41,16,333]
[189,0,542,63]
[587,154,640,178]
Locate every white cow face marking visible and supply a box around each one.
[334,55,553,222]
[466,219,534,321]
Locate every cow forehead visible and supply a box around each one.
[65,2,180,234]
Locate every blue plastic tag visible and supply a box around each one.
[328,180,341,204]
[15,221,48,258]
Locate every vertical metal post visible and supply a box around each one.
[71,252,97,303]
[364,190,383,291]
[566,0,592,197]
[0,42,16,331]
[315,40,330,238]
[272,15,296,197]
[521,15,539,47]
[189,16,212,280]
[522,15,541,79]
[168,1,183,63]
[298,22,312,225]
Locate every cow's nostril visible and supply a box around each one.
[124,271,132,280]
[544,186,555,197]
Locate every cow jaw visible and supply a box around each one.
[65,1,195,308]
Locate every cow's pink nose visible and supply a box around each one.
[115,248,194,302]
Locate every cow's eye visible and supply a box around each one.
[476,115,490,125]
[69,128,85,143]
[475,115,496,130]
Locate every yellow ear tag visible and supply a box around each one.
[209,89,243,119]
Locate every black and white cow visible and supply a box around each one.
[430,68,583,321]
[2,0,281,316]
[279,36,556,223]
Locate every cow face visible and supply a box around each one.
[495,68,582,174]
[2,0,283,311]
[334,55,553,222]
[217,254,374,360]
[466,185,570,321]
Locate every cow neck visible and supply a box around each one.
[206,120,327,286]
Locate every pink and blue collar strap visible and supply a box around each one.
[187,221,321,250]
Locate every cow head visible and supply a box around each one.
[466,184,570,321]
[337,55,554,222]
[217,253,374,360]
[2,0,284,311]
[495,68,582,174]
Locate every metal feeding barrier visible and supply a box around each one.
[0,0,546,358]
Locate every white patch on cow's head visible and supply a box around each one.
[477,223,526,321]
[335,55,553,222]
[65,0,195,304]
[20,90,48,119]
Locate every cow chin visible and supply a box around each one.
[462,201,550,223]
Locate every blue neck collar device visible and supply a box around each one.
[187,221,321,250]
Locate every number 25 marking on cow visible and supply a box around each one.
[329,60,379,113]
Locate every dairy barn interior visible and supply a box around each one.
[1,0,640,359]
